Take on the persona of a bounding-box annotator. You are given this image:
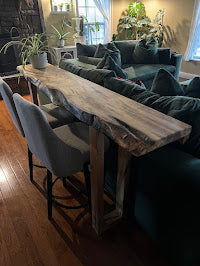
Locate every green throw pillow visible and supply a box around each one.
[133,37,159,64]
[103,56,128,79]
[94,43,121,58]
[184,77,200,98]
[76,43,97,57]
[96,51,121,69]
[151,69,185,96]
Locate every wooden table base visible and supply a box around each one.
[90,127,132,235]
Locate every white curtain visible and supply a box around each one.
[184,0,200,61]
[93,0,112,43]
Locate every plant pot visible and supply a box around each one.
[30,53,47,69]
[65,4,70,12]
[57,39,65,48]
[53,5,58,12]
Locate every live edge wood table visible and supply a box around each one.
[18,64,192,235]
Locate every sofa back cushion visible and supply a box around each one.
[157,48,171,64]
[132,38,159,64]
[79,68,116,85]
[76,43,98,57]
[113,40,137,65]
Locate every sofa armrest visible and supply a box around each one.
[169,52,182,80]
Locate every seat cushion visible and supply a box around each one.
[123,64,176,82]
[40,103,78,129]
[54,122,110,164]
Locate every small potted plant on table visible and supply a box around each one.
[0,33,49,69]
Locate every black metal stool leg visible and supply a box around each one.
[28,146,33,182]
[47,169,53,220]
[62,177,67,187]
[83,164,91,212]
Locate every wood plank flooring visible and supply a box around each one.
[0,95,171,266]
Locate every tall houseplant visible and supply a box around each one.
[118,1,166,47]
[0,33,49,69]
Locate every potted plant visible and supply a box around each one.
[64,0,72,12]
[51,18,72,48]
[0,33,49,69]
[58,3,64,11]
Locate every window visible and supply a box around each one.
[78,0,106,44]
[50,0,73,13]
[184,0,200,61]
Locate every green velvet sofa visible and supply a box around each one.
[58,40,182,90]
[58,51,200,266]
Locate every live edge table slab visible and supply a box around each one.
[18,64,192,235]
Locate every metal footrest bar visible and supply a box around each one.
[33,164,46,169]
[51,176,88,210]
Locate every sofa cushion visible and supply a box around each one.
[94,42,120,57]
[113,40,137,65]
[183,77,200,98]
[76,43,97,57]
[78,56,102,66]
[96,50,121,69]
[123,64,176,83]
[151,69,185,96]
[59,59,82,75]
[133,38,159,64]
[157,48,171,64]
[104,77,200,158]
[79,68,116,86]
[94,43,110,58]
[102,56,128,79]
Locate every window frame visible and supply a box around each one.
[78,0,106,44]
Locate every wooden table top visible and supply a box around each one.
[18,64,192,157]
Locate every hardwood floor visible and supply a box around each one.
[0,95,171,266]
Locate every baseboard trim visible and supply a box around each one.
[179,71,197,79]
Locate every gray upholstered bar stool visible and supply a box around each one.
[13,94,93,219]
[0,78,77,130]
[0,78,78,180]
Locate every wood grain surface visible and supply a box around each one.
[18,64,192,157]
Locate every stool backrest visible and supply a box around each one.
[0,78,25,137]
[13,93,83,176]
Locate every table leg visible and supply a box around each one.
[90,127,132,235]
[28,81,39,105]
[90,127,104,235]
